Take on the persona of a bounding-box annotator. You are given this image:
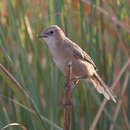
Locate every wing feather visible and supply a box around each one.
[64,38,97,70]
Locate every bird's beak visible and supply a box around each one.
[38,32,48,38]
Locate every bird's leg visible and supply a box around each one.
[63,77,81,90]
[71,75,87,89]
[63,80,74,91]
[63,76,87,90]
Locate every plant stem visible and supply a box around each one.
[63,62,72,130]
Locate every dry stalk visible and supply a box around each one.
[122,106,130,130]
[0,64,62,130]
[82,0,130,34]
[109,73,129,130]
[90,58,130,130]
[63,62,72,130]
[0,64,29,98]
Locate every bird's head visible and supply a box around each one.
[38,25,65,44]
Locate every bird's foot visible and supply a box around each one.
[62,100,72,107]
[63,76,86,91]
[63,80,75,91]
[71,76,86,82]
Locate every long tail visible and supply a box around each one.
[90,73,116,103]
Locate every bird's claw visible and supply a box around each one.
[63,80,75,91]
[62,100,72,107]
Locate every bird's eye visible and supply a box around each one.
[50,31,54,35]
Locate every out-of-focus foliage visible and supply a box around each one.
[0,0,129,130]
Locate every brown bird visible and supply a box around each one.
[38,25,116,103]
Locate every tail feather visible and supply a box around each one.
[90,73,116,103]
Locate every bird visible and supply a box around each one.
[38,25,116,103]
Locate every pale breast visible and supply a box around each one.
[48,42,71,73]
[53,57,67,74]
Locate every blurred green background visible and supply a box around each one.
[0,0,129,130]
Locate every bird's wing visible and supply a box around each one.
[64,38,97,70]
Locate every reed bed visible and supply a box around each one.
[0,0,129,130]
